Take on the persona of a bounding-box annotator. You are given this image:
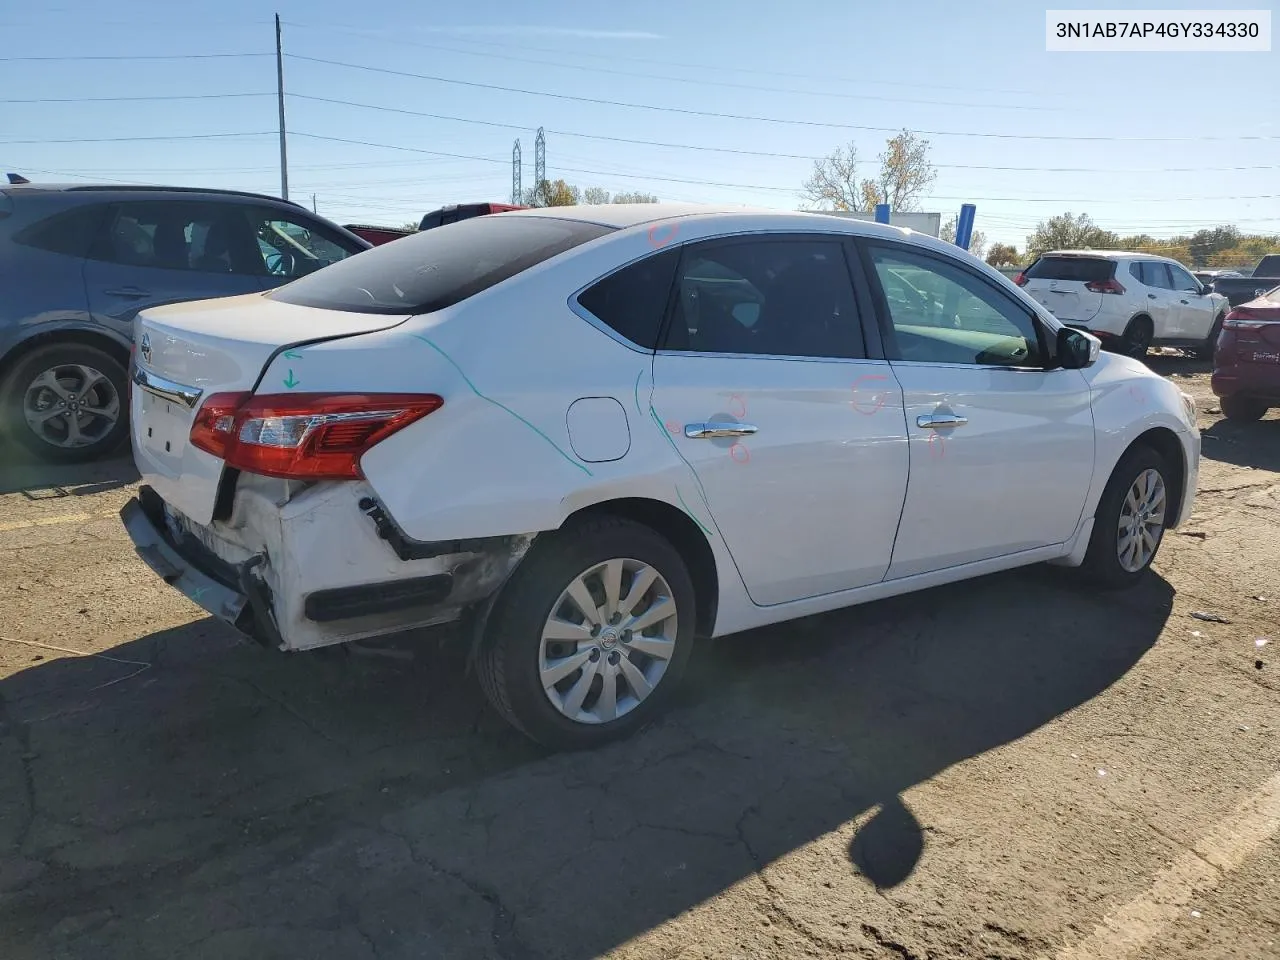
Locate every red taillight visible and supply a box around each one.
[1013,272,1027,287]
[1085,278,1125,295]
[190,392,443,481]
[1224,307,1280,327]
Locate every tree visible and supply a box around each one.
[802,130,937,213]
[611,191,659,204]
[1187,225,1241,266]
[523,178,580,207]
[582,187,611,205]
[399,222,419,232]
[1025,212,1118,259]
[985,243,1021,268]
[940,215,987,259]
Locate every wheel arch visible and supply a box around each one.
[562,497,720,638]
[1124,426,1188,527]
[0,325,132,380]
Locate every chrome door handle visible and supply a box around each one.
[1147,293,1158,299]
[684,422,758,439]
[917,413,967,429]
[1180,299,1190,305]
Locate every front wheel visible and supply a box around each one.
[1080,446,1171,589]
[477,517,696,749]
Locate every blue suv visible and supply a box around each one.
[0,183,371,462]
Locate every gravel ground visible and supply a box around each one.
[0,355,1276,960]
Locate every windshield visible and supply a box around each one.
[268,214,613,315]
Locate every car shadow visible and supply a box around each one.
[0,442,136,497]
[1201,416,1280,471]
[0,567,1173,959]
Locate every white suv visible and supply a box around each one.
[120,207,1200,749]
[1017,251,1228,359]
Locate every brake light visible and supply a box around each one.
[1085,278,1125,295]
[1013,272,1027,286]
[1224,307,1276,328]
[190,392,443,480]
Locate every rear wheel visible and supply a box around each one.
[1193,314,1224,360]
[477,517,696,750]
[1121,316,1154,360]
[0,343,128,463]
[1220,396,1268,422]
[1080,445,1170,589]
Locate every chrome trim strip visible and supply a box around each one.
[131,366,204,409]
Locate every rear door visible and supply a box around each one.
[1132,261,1177,336]
[648,234,910,606]
[1020,255,1108,326]
[83,200,266,328]
[860,241,1095,579]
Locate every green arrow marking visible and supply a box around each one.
[282,350,303,359]
[283,369,300,389]
[190,586,210,602]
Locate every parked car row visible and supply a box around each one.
[0,183,372,462]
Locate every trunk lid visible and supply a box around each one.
[1021,255,1110,323]
[131,293,410,525]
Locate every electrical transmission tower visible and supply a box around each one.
[511,139,522,205]
[534,127,546,204]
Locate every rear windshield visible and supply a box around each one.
[1024,256,1115,283]
[269,215,613,315]
[1255,255,1280,276]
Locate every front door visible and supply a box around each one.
[861,242,1096,580]
[649,235,910,607]
[1167,262,1217,339]
[83,200,266,329]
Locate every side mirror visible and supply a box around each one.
[1200,283,1214,296]
[1057,327,1099,369]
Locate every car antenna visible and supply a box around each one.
[6,173,31,184]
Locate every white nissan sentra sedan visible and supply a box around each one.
[121,204,1200,749]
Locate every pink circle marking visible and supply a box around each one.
[927,432,945,460]
[851,374,889,415]
[728,393,747,418]
[729,442,750,464]
[648,223,679,248]
[665,420,681,435]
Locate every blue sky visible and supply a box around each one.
[1,0,1276,249]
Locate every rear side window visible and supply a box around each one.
[1024,256,1115,283]
[1133,261,1172,289]
[13,204,110,257]
[576,249,679,349]
[269,215,613,315]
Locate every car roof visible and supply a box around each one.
[1040,250,1169,261]
[1,182,306,208]
[507,202,948,244]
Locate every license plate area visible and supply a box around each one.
[1247,350,1280,364]
[139,390,190,463]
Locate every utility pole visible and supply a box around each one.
[533,127,545,204]
[275,13,289,201]
[311,193,317,214]
[511,139,522,205]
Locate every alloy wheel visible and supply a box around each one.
[1116,468,1166,572]
[538,557,679,725]
[22,364,122,449]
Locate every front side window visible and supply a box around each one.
[869,246,1042,367]
[576,249,679,349]
[251,209,359,280]
[1138,261,1172,289]
[269,214,612,314]
[1167,264,1201,292]
[660,238,863,359]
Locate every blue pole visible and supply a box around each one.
[955,203,977,250]
[874,203,891,224]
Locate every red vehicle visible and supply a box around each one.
[1211,284,1280,421]
[418,202,525,231]
[343,224,415,246]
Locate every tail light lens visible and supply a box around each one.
[1013,272,1027,286]
[190,392,443,480]
[1085,278,1125,295]
[1224,307,1277,328]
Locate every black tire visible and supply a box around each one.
[1121,316,1154,360]
[476,516,697,750]
[1193,314,1224,361]
[1220,395,1268,422]
[0,343,129,463]
[1079,445,1171,589]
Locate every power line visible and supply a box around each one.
[285,53,1279,143]
[0,93,272,104]
[280,21,1065,114]
[287,92,1280,173]
[283,20,1075,101]
[0,132,274,145]
[0,52,271,61]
